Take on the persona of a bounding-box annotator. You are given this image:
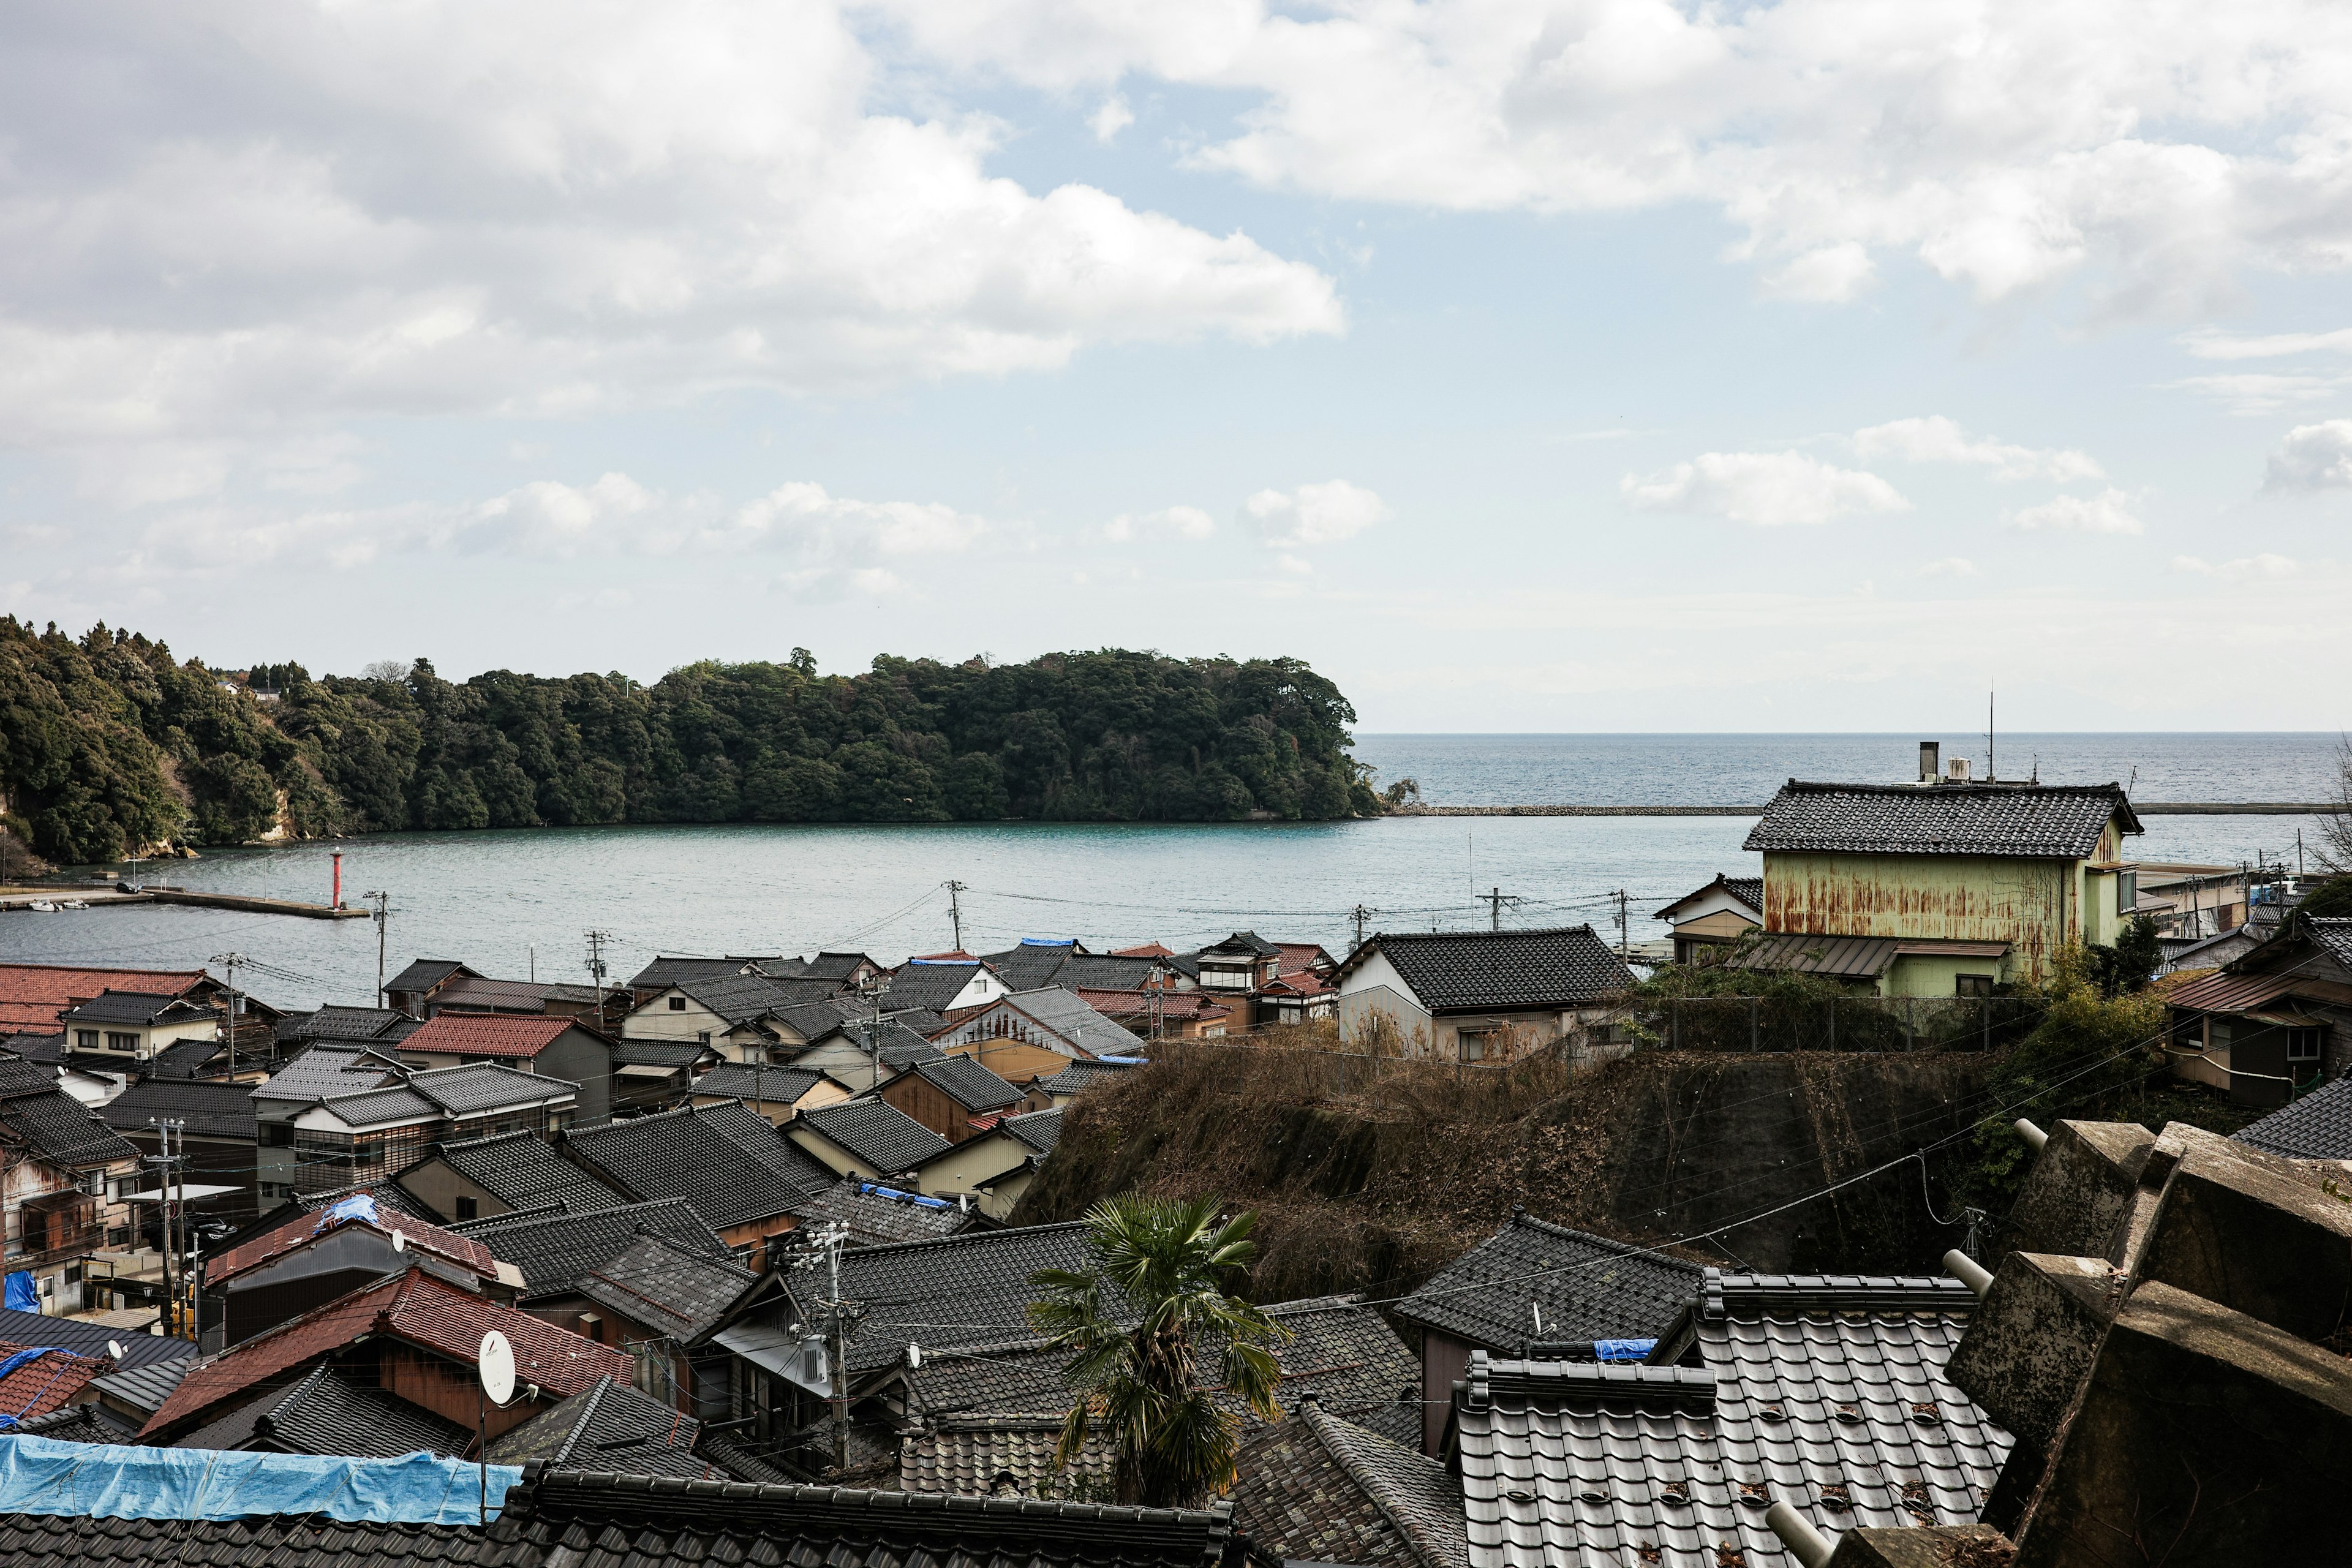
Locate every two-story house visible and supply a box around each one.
[1737,771,2143,995]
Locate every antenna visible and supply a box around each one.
[1986,680,1995,783]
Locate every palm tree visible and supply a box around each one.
[1027,1194,1291,1509]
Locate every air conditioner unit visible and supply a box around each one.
[1946,758,1973,782]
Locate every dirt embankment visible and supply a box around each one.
[1013,1039,1999,1304]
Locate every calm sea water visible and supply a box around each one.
[2,734,2334,1011]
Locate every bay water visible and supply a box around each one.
[1,733,2334,1011]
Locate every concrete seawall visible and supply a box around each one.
[1390,802,2333,818]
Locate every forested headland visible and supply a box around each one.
[0,617,1379,864]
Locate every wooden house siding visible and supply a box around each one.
[878,1074,981,1144]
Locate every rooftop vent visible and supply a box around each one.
[1918,741,1940,782]
[1946,758,1972,782]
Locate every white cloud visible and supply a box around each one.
[1105,505,1215,541]
[2174,552,2298,581]
[1089,95,1136,143]
[1852,417,2103,483]
[1243,480,1390,546]
[2007,489,2143,533]
[1921,557,1978,577]
[876,0,2352,311]
[1621,451,1908,526]
[2180,326,2352,360]
[2264,420,2352,493]
[0,3,1341,472]
[2167,373,2352,415]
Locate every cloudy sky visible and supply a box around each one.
[7,0,2352,732]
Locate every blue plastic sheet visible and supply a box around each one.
[0,1433,522,1523]
[1,1275,36,1314]
[1594,1338,1659,1362]
[312,1193,379,1234]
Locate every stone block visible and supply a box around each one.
[2013,1280,2352,1568]
[2003,1121,2153,1262]
[1945,1253,2120,1451]
[2133,1134,2352,1343]
[1823,1526,2014,1567]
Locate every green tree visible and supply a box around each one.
[1027,1196,1291,1509]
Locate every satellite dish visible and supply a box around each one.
[105,1341,123,1362]
[478,1330,516,1406]
[391,1230,407,1254]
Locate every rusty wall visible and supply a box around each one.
[1763,851,2072,976]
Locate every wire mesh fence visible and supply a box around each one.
[1619,995,2038,1054]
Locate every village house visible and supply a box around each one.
[0,962,231,1035]
[1651,873,1765,963]
[1072,987,1231,1039]
[570,1229,766,1420]
[899,1104,1063,1218]
[876,1055,1026,1144]
[249,1046,409,1202]
[688,1062,853,1124]
[388,1011,617,1121]
[620,974,854,1063]
[389,1128,627,1224]
[1019,1057,1139,1111]
[487,1373,772,1480]
[452,1195,735,1324]
[786,1018,947,1093]
[786,1099,954,1184]
[100,1076,261,1227]
[932,987,1145,1081]
[1738,750,2143,993]
[282,1064,578,1199]
[57,989,220,1066]
[786,1177,991,1248]
[562,1100,837,1253]
[0,1053,141,1313]
[2165,914,2352,1106]
[1335,926,1635,1061]
[875,958,1006,1015]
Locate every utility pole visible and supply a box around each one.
[801,1219,858,1474]
[584,930,612,1021]
[210,952,245,1075]
[148,1118,186,1339]
[1480,887,1520,932]
[366,891,391,1008]
[944,880,967,952]
[1613,891,1630,958]
[1349,904,1373,951]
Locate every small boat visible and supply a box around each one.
[26,900,56,913]
[58,899,88,910]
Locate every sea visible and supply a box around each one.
[2,733,2337,1011]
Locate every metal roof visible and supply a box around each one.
[1728,933,1902,979]
[1743,780,2139,859]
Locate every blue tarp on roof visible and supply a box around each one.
[0,1434,521,1523]
[1,1276,35,1314]
[1594,1338,1659,1362]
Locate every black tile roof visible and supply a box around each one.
[461,1196,733,1300]
[0,1084,140,1167]
[384,959,471,993]
[1743,779,2139,859]
[612,1038,707,1069]
[58,989,207,1026]
[1202,932,1283,958]
[788,1177,986,1246]
[279,1004,416,1043]
[145,1036,228,1079]
[873,1023,950,1067]
[628,956,773,992]
[251,1044,406,1104]
[692,1064,826,1103]
[911,1055,1025,1113]
[677,973,845,1026]
[2298,916,2352,972]
[814,1221,1100,1374]
[1231,1398,1467,1568]
[881,1007,950,1038]
[878,963,987,1014]
[1393,1211,1703,1354]
[402,1130,626,1219]
[1050,955,1164,990]
[796,1099,954,1177]
[1000,1107,1063,1156]
[488,1375,730,1480]
[978,946,1072,992]
[2235,1075,2352,1160]
[1452,1272,2005,1567]
[566,1102,834,1230]
[0,1303,193,1369]
[1029,1060,1139,1096]
[314,1084,440,1128]
[16,1402,137,1444]
[580,1229,756,1341]
[192,1363,472,1459]
[1349,927,1636,1014]
[408,1063,579,1116]
[100,1077,258,1140]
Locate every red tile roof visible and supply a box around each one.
[1075,989,1232,1020]
[399,1012,574,1059]
[1110,943,1174,959]
[0,1343,109,1423]
[913,950,978,962]
[206,1196,499,1287]
[144,1267,631,1437]
[0,963,206,1032]
[1273,944,1332,976]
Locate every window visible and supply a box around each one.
[1955,975,1995,999]
[454,1196,479,1220]
[262,1123,295,1147]
[2115,869,2137,916]
[2288,1028,2323,1063]
[74,1030,97,1050]
[1458,1028,1496,1063]
[106,1032,139,1052]
[669,996,687,1011]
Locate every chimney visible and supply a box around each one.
[1918,741,1940,783]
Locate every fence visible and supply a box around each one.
[1622,995,2039,1054]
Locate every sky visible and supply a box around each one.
[6,1,2352,734]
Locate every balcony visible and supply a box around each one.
[13,1194,105,1269]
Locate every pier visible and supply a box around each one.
[1392,802,2335,818]
[0,888,367,918]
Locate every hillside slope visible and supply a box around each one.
[1014,1040,2000,1304]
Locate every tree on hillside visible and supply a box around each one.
[1027,1195,1291,1509]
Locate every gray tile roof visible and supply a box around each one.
[565,1102,834,1230]
[58,989,206,1026]
[1393,1212,1703,1354]
[488,1374,731,1479]
[383,958,470,993]
[978,946,1076,992]
[678,973,844,1026]
[1351,928,1635,1014]
[250,1044,402,1105]
[1050,955,1164,990]
[0,1304,193,1370]
[1000,1106,1063,1156]
[190,1363,471,1458]
[788,1177,986,1246]
[1028,1060,1139,1096]
[145,1036,227,1079]
[100,1077,257,1140]
[628,955,774,992]
[579,1229,756,1341]
[461,1196,733,1300]
[2234,1075,2352,1159]
[881,1008,951,1038]
[911,1055,1025,1114]
[407,1062,579,1115]
[1452,1272,2006,1568]
[279,1004,415,1043]
[878,962,987,1014]
[0,1081,140,1167]
[403,1129,626,1219]
[998,988,1147,1055]
[2298,915,2352,972]
[873,1023,950,1067]
[1232,1398,1468,1568]
[16,1403,137,1444]
[809,1221,1099,1374]
[1743,779,2139,859]
[797,1098,954,1177]
[899,1415,1116,1499]
[693,1064,827,1104]
[613,1037,709,1069]
[314,1084,440,1128]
